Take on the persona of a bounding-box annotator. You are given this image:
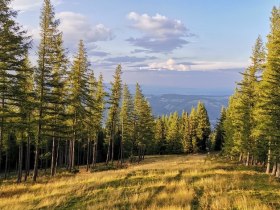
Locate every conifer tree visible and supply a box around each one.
[253,7,280,174]
[211,107,226,151]
[48,33,68,176]
[154,116,167,154]
[196,102,211,152]
[92,74,105,167]
[166,112,182,153]
[14,54,35,182]
[189,107,198,153]
[0,0,30,173]
[106,65,122,164]
[181,111,192,153]
[120,84,134,163]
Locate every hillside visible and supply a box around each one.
[1,155,279,210]
[147,94,229,125]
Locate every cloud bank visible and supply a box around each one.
[126,12,194,53]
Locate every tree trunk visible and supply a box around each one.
[86,137,90,171]
[111,134,114,164]
[276,163,280,178]
[92,141,97,168]
[55,140,59,175]
[250,155,254,166]
[51,135,56,176]
[271,160,277,176]
[106,137,111,165]
[72,139,75,170]
[0,95,5,172]
[239,153,243,162]
[17,139,23,183]
[68,140,72,172]
[266,143,271,174]
[120,143,124,165]
[24,135,30,181]
[4,150,8,179]
[33,119,43,182]
[245,152,250,166]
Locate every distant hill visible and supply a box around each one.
[146,94,229,126]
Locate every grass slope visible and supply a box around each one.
[0,155,280,210]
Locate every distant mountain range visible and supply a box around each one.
[146,94,229,126]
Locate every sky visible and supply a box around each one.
[10,0,279,95]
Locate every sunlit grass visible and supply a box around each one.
[0,154,279,210]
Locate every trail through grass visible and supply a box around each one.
[0,154,280,210]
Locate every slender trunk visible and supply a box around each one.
[271,160,277,176]
[65,140,68,169]
[266,142,271,174]
[4,150,8,179]
[24,135,30,181]
[44,143,48,175]
[92,141,97,168]
[51,135,56,176]
[138,146,141,163]
[55,140,59,175]
[0,94,4,172]
[72,139,75,169]
[250,155,254,166]
[276,163,280,178]
[68,140,72,172]
[17,139,23,183]
[86,137,90,171]
[120,143,124,165]
[111,123,115,164]
[245,152,250,166]
[106,137,111,165]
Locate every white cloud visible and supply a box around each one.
[127,12,187,38]
[144,59,248,71]
[127,12,193,53]
[148,59,190,71]
[57,12,114,46]
[11,0,62,12]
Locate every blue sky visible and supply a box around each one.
[11,0,279,95]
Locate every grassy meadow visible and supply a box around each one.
[0,154,280,210]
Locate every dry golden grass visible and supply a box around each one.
[0,154,280,210]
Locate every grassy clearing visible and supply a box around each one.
[0,154,280,210]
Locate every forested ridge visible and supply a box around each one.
[1,0,280,185]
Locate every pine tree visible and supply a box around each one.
[181,111,192,153]
[0,0,30,174]
[253,7,280,175]
[92,74,105,167]
[106,65,122,164]
[211,107,226,151]
[120,84,134,163]
[189,107,198,153]
[33,0,61,181]
[132,83,154,161]
[67,40,90,171]
[14,54,35,182]
[48,33,68,176]
[166,112,182,154]
[196,102,211,152]
[154,116,167,154]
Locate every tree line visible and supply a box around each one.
[1,0,214,183]
[211,6,280,178]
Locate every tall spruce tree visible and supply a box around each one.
[120,84,134,163]
[33,0,60,181]
[196,102,211,152]
[106,65,122,164]
[67,40,90,171]
[253,7,280,175]
[0,0,30,173]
